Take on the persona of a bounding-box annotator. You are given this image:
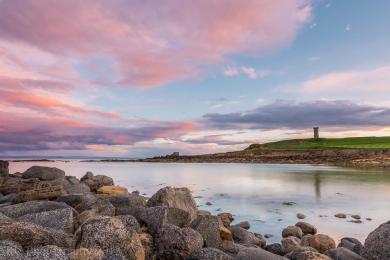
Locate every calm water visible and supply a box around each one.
[8,161,390,244]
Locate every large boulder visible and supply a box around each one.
[0,219,75,249]
[80,172,114,192]
[0,240,24,260]
[22,166,65,181]
[147,186,198,220]
[282,225,303,238]
[99,193,147,214]
[190,215,222,248]
[116,215,141,233]
[265,243,285,256]
[155,224,203,259]
[188,248,233,260]
[25,245,68,260]
[130,206,191,235]
[16,207,74,233]
[235,247,288,260]
[295,222,317,235]
[75,199,115,228]
[362,221,390,259]
[281,236,301,253]
[0,200,71,218]
[326,247,365,260]
[77,216,144,260]
[63,176,91,194]
[338,237,363,255]
[231,226,266,248]
[301,234,336,254]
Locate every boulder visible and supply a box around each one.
[265,243,285,256]
[219,240,246,256]
[0,193,16,204]
[155,224,203,259]
[75,199,115,228]
[281,236,301,253]
[97,185,128,195]
[362,221,390,259]
[337,237,363,255]
[116,215,141,233]
[25,245,68,260]
[63,176,90,194]
[139,232,155,260]
[301,234,336,254]
[0,240,24,260]
[147,186,198,220]
[326,247,365,260]
[78,216,144,260]
[80,172,114,192]
[130,206,191,235]
[56,194,86,208]
[0,200,71,218]
[22,166,65,181]
[234,221,250,230]
[218,212,234,228]
[188,248,233,260]
[73,193,99,213]
[0,160,9,177]
[0,219,75,249]
[69,248,104,260]
[190,215,222,248]
[16,207,74,233]
[0,212,10,220]
[295,222,317,235]
[230,226,266,248]
[235,247,288,260]
[282,225,303,238]
[99,193,147,214]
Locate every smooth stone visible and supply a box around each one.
[0,200,70,218]
[296,213,306,219]
[335,213,347,218]
[295,222,317,235]
[231,226,266,248]
[235,247,288,260]
[326,247,365,260]
[265,243,285,256]
[282,225,303,238]
[25,245,68,260]
[338,237,363,255]
[96,185,128,195]
[218,212,234,228]
[301,234,336,254]
[234,221,250,230]
[351,214,361,220]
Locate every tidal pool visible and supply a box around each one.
[9,161,390,243]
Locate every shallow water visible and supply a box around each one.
[8,161,390,244]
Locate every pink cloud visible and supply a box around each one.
[0,0,311,88]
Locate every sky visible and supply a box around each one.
[1,0,390,158]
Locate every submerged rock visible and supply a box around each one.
[147,186,198,220]
[335,213,347,219]
[296,213,306,219]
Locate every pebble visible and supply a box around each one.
[205,202,212,206]
[296,213,306,219]
[282,201,296,206]
[351,215,361,220]
[335,213,347,218]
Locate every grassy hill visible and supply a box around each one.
[246,136,390,151]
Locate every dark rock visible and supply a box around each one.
[0,160,9,177]
[230,226,266,248]
[281,236,301,253]
[234,220,250,230]
[16,207,74,233]
[146,186,198,220]
[338,237,363,255]
[362,221,390,259]
[188,248,233,260]
[351,215,361,220]
[265,243,285,256]
[75,199,115,228]
[190,215,222,248]
[98,193,146,214]
[218,212,234,228]
[0,200,71,218]
[219,240,246,256]
[130,206,191,235]
[63,176,90,194]
[25,245,68,260]
[235,247,288,260]
[295,222,317,235]
[155,224,203,259]
[116,215,141,233]
[56,194,85,208]
[22,166,65,181]
[73,193,99,213]
[289,246,319,259]
[326,247,365,260]
[282,225,303,238]
[0,219,75,249]
[301,234,336,254]
[0,240,24,260]
[78,216,144,259]
[0,212,10,220]
[80,172,114,192]
[0,193,16,204]
[205,202,212,206]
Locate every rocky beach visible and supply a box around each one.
[0,160,389,260]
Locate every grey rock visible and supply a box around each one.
[17,207,74,233]
[295,222,317,235]
[98,193,146,214]
[190,215,221,248]
[22,166,65,181]
[80,172,114,192]
[0,219,75,249]
[289,246,321,260]
[25,245,68,260]
[233,221,250,230]
[282,225,303,238]
[235,247,288,260]
[0,200,71,218]
[0,240,24,260]
[281,236,301,253]
[155,224,203,259]
[73,193,99,213]
[146,186,198,220]
[338,237,363,255]
[326,247,365,260]
[265,243,285,256]
[188,247,233,260]
[56,194,85,208]
[230,226,266,248]
[362,221,390,260]
[0,213,10,221]
[116,215,141,233]
[219,240,246,256]
[75,199,115,228]
[0,160,9,177]
[78,216,144,259]
[63,176,90,194]
[0,193,16,204]
[198,210,211,216]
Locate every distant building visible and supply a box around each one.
[313,127,319,139]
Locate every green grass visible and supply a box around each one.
[246,136,390,151]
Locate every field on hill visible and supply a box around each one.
[246,136,390,151]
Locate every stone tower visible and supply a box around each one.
[313,127,319,139]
